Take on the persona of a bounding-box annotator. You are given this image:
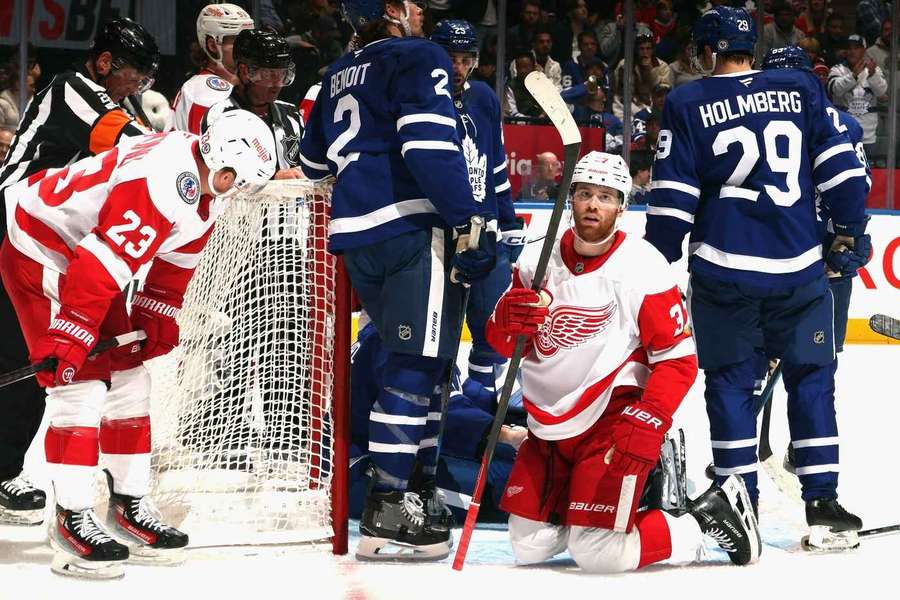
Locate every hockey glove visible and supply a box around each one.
[130,285,182,362]
[606,403,672,477]
[30,308,99,387]
[492,287,551,338]
[451,215,497,285]
[825,233,872,279]
[500,217,527,264]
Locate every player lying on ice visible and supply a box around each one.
[485,151,761,573]
[0,110,277,579]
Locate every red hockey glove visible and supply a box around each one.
[130,286,182,362]
[30,308,99,387]
[493,287,550,337]
[605,403,672,476]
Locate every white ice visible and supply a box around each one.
[2,345,898,599]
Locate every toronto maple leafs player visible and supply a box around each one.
[430,19,524,396]
[299,0,496,561]
[486,151,760,573]
[646,7,870,551]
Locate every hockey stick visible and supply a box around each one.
[860,524,900,538]
[869,314,900,341]
[0,330,147,390]
[756,361,783,462]
[452,71,581,571]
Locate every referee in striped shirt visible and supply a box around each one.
[0,18,158,525]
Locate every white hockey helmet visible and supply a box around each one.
[199,109,277,197]
[570,151,632,206]
[196,3,254,66]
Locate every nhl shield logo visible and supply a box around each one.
[814,330,825,344]
[281,134,300,165]
[398,324,412,341]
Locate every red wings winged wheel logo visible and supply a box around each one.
[534,300,618,357]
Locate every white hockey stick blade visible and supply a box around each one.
[524,71,581,147]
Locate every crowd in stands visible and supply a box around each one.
[0,0,896,202]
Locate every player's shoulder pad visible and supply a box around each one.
[64,71,120,110]
[616,234,678,295]
[203,74,232,92]
[838,109,864,144]
[124,132,204,222]
[392,36,452,70]
[466,80,500,108]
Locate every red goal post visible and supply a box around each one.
[146,179,350,554]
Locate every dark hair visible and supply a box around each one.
[522,0,542,11]
[577,30,598,46]
[354,0,405,47]
[629,150,652,175]
[512,50,535,63]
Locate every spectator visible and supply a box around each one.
[597,13,624,67]
[856,0,890,47]
[426,0,453,26]
[571,61,621,129]
[761,1,805,55]
[560,32,610,104]
[628,150,653,206]
[828,34,888,151]
[866,18,894,71]
[613,30,671,116]
[510,26,563,92]
[551,0,591,64]
[798,37,830,84]
[651,1,679,61]
[795,0,829,37]
[818,12,847,66]
[615,0,657,25]
[508,0,543,55]
[516,151,560,201]
[669,35,701,87]
[0,127,13,163]
[0,50,41,130]
[471,47,498,90]
[285,0,341,36]
[504,51,546,118]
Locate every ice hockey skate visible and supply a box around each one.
[802,498,862,552]
[418,482,455,536]
[641,430,688,513]
[688,475,761,565]
[0,474,46,525]
[49,505,129,579]
[356,490,452,561]
[103,470,189,565]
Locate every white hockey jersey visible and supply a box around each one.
[486,229,697,440]
[171,70,234,134]
[4,131,223,303]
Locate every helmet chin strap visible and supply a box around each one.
[385,3,412,36]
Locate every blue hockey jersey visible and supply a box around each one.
[298,37,481,251]
[646,68,868,288]
[454,80,515,229]
[819,108,870,230]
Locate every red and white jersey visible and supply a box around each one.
[4,131,222,318]
[171,70,234,134]
[299,83,321,126]
[487,229,697,441]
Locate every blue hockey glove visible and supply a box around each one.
[826,218,872,278]
[500,217,527,264]
[451,215,497,285]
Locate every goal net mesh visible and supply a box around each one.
[147,180,341,548]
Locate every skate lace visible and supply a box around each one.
[129,497,169,533]
[400,492,426,528]
[1,475,38,495]
[704,527,736,553]
[73,509,115,545]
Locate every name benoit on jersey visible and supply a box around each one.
[330,62,372,98]
[698,90,802,128]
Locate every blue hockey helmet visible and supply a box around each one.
[762,45,812,71]
[340,0,384,33]
[430,20,479,55]
[693,6,757,56]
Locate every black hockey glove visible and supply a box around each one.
[451,215,497,285]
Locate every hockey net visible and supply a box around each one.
[146,179,350,552]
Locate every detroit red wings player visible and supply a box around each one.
[0,110,276,579]
[486,152,761,573]
[171,4,254,134]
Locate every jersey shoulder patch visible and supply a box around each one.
[206,76,231,92]
[176,171,200,204]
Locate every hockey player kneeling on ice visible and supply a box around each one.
[0,110,276,579]
[486,152,761,573]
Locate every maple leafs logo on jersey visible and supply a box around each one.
[462,135,486,202]
[534,301,618,358]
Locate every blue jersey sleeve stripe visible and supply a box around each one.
[330,197,438,235]
[646,205,695,224]
[720,186,759,201]
[396,113,458,130]
[493,162,506,174]
[693,242,822,274]
[816,167,868,193]
[298,151,329,171]
[495,180,511,194]
[813,143,855,170]
[650,179,701,198]
[400,140,459,156]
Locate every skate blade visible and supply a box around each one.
[50,554,125,580]
[802,527,860,552]
[0,507,44,525]
[355,536,450,562]
[720,475,761,564]
[126,546,186,566]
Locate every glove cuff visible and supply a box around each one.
[48,311,98,348]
